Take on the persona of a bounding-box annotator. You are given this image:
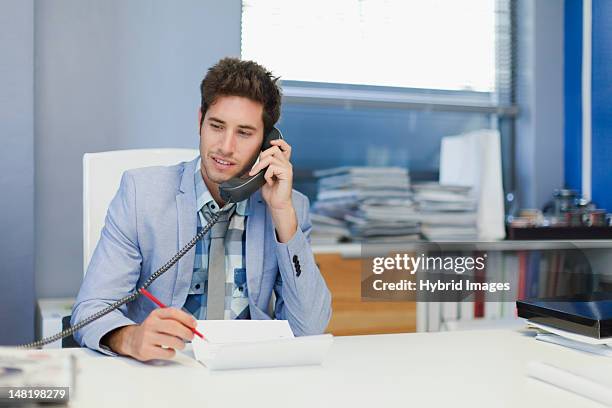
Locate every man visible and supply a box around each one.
[72,58,332,361]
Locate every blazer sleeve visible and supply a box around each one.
[272,194,332,335]
[71,171,142,355]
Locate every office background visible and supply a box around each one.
[0,0,610,344]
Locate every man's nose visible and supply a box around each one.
[218,130,236,156]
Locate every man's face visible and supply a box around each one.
[199,95,264,185]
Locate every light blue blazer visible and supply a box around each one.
[72,157,332,355]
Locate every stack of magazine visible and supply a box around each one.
[312,166,419,243]
[0,347,75,404]
[309,213,350,245]
[412,182,478,241]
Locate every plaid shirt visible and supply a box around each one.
[182,159,250,320]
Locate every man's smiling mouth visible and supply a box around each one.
[210,154,237,171]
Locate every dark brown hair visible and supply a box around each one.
[200,58,282,135]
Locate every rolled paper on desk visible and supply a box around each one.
[527,361,612,406]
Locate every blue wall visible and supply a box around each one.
[565,0,612,210]
[591,0,612,211]
[564,0,583,194]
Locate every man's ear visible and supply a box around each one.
[197,108,202,130]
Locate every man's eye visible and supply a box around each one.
[210,123,222,130]
[238,131,252,137]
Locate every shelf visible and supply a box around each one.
[312,240,612,258]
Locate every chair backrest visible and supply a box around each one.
[83,148,199,275]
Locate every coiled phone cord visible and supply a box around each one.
[19,208,226,349]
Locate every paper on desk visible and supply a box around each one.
[536,334,612,357]
[528,320,612,345]
[0,347,74,389]
[192,320,333,370]
[197,320,294,342]
[527,361,612,406]
[193,320,293,362]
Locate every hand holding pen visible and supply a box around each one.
[102,288,204,362]
[140,288,205,340]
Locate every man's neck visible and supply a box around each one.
[200,168,226,208]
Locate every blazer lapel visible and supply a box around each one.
[171,162,267,308]
[246,190,265,305]
[171,158,198,307]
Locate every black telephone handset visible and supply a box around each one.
[19,126,285,349]
[219,126,283,203]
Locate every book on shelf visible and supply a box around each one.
[424,248,598,332]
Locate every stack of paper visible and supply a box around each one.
[0,347,75,401]
[527,320,612,356]
[413,182,478,241]
[311,167,419,243]
[310,213,351,245]
[192,320,334,371]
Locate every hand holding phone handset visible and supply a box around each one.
[219,126,283,203]
[19,127,284,349]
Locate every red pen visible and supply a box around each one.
[139,288,205,340]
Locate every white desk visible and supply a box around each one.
[47,328,608,407]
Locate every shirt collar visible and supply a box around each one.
[194,157,248,216]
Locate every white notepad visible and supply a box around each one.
[192,320,334,370]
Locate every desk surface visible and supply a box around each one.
[51,328,608,408]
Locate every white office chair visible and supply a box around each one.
[83,148,199,275]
